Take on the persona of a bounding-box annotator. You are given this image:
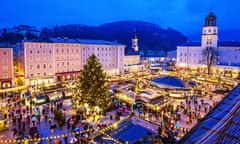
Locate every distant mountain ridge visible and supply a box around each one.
[0,21,188,52]
[40,21,188,52]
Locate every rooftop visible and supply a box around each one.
[107,117,158,144]
[125,48,140,55]
[178,41,240,47]
[180,84,240,144]
[152,76,185,88]
[24,37,123,45]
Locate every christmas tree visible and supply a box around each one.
[74,54,110,112]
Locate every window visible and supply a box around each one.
[30,50,33,54]
[49,50,51,54]
[194,53,196,57]
[30,65,34,70]
[44,73,46,76]
[3,66,8,72]
[67,49,69,53]
[235,56,237,59]
[62,62,64,66]
[37,64,40,69]
[43,64,46,69]
[3,52,7,55]
[56,49,58,53]
[49,65,52,68]
[31,74,34,77]
[43,50,45,54]
[38,73,40,76]
[180,53,182,56]
[37,50,40,54]
[67,62,69,65]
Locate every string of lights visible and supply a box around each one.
[0,129,93,143]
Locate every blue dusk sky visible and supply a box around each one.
[1,0,240,36]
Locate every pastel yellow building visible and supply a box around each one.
[0,48,14,88]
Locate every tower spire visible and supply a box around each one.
[132,29,138,52]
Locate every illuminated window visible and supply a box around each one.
[30,65,34,70]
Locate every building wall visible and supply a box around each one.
[124,55,144,72]
[0,48,14,88]
[201,26,218,48]
[81,44,125,76]
[176,46,202,67]
[55,43,82,73]
[22,41,125,85]
[23,42,55,85]
[124,55,140,65]
[218,46,240,66]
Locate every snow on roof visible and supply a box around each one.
[152,76,185,88]
[181,84,240,144]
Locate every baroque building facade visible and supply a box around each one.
[177,12,240,78]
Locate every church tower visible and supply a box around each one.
[201,12,218,48]
[132,30,139,52]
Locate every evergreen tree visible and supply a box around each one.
[74,54,110,111]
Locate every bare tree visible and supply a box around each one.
[202,47,218,75]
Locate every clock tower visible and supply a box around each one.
[201,12,218,48]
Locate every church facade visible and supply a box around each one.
[176,12,240,78]
[124,31,145,73]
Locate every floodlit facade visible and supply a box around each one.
[124,31,144,73]
[0,48,14,88]
[177,12,240,78]
[21,38,125,85]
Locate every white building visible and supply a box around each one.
[177,12,240,78]
[124,31,144,73]
[21,38,125,85]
